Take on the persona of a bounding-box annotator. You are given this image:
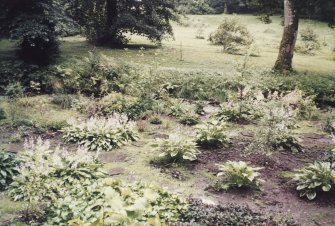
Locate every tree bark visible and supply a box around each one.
[274,0,300,72]
[106,0,117,28]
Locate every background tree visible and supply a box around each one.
[0,0,69,65]
[65,0,178,46]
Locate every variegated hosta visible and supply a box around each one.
[62,115,139,152]
[196,121,231,148]
[215,161,263,190]
[152,134,200,162]
[9,138,105,202]
[293,161,335,200]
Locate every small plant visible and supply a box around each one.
[0,106,6,120]
[52,94,77,109]
[196,121,231,148]
[209,18,254,54]
[5,82,25,99]
[0,151,20,191]
[178,113,200,126]
[292,161,335,200]
[150,115,163,125]
[257,14,272,24]
[152,134,200,163]
[62,115,139,152]
[215,101,263,123]
[323,117,335,134]
[195,101,205,115]
[295,27,320,55]
[215,161,263,191]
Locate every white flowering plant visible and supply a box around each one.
[62,114,139,152]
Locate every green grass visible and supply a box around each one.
[1,14,334,74]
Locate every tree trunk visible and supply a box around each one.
[274,0,300,72]
[106,0,117,28]
[224,2,229,14]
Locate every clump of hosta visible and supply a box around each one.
[292,161,335,200]
[62,114,139,152]
[49,179,187,226]
[9,138,105,202]
[252,107,302,153]
[152,134,200,163]
[215,161,263,191]
[0,151,20,191]
[196,121,231,148]
[215,100,264,123]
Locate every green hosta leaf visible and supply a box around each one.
[322,184,331,192]
[306,191,317,200]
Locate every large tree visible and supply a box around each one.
[65,0,178,46]
[0,0,71,65]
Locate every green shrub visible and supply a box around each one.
[253,108,302,153]
[152,135,200,163]
[215,161,263,191]
[62,115,139,152]
[0,151,20,191]
[323,116,335,134]
[0,107,7,120]
[196,121,231,148]
[5,82,25,99]
[178,113,200,126]
[257,14,272,24]
[150,115,163,125]
[9,138,106,202]
[178,199,298,226]
[292,161,335,200]
[52,94,77,109]
[209,18,254,54]
[295,27,321,55]
[215,101,263,123]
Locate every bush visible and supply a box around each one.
[150,115,163,125]
[196,121,231,148]
[323,117,335,134]
[0,107,7,120]
[152,135,200,163]
[215,101,263,123]
[253,107,302,153]
[0,151,20,191]
[62,115,139,152]
[209,18,253,54]
[5,82,25,99]
[292,161,335,200]
[295,27,320,55]
[9,138,106,202]
[52,94,77,109]
[178,113,200,126]
[215,161,263,191]
[257,14,272,24]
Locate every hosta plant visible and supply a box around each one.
[0,151,20,191]
[62,115,139,152]
[9,138,106,202]
[196,121,231,148]
[215,161,263,191]
[152,134,200,163]
[215,101,263,123]
[292,161,335,200]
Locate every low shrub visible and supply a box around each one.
[5,82,25,99]
[0,151,20,191]
[0,107,7,120]
[209,18,254,54]
[295,27,320,55]
[215,161,263,191]
[150,115,163,125]
[196,121,231,148]
[257,14,272,24]
[62,115,139,152]
[152,135,200,163]
[215,101,264,123]
[178,113,200,126]
[323,116,335,134]
[177,199,298,226]
[52,94,77,109]
[292,161,335,200]
[9,138,106,202]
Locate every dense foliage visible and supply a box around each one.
[152,135,200,163]
[196,121,231,148]
[209,18,254,54]
[62,115,139,152]
[215,161,263,190]
[0,151,20,191]
[63,0,178,45]
[293,161,335,200]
